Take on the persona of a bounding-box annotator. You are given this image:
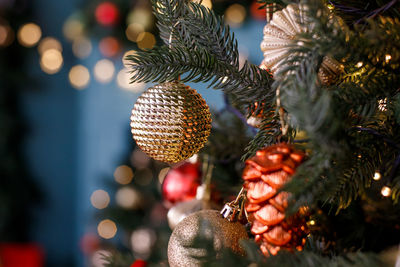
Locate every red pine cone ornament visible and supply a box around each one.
[243,143,308,256]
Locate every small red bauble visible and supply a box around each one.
[250,0,266,21]
[131,259,147,267]
[95,2,119,26]
[162,162,201,204]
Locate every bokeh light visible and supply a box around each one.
[17,23,42,47]
[122,50,136,68]
[94,59,115,83]
[99,36,120,57]
[0,23,14,47]
[373,172,381,181]
[38,37,62,55]
[113,165,134,185]
[224,4,246,27]
[63,15,85,41]
[115,187,142,209]
[69,65,90,90]
[381,186,392,197]
[131,228,156,257]
[90,189,110,209]
[95,2,119,26]
[97,219,117,239]
[137,32,156,50]
[126,8,153,29]
[158,167,170,184]
[40,49,63,74]
[125,23,145,43]
[117,68,145,92]
[72,37,92,59]
[131,148,150,169]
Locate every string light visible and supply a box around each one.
[308,220,316,226]
[137,32,156,50]
[97,219,117,239]
[63,16,84,41]
[131,228,156,257]
[224,4,246,27]
[0,23,14,47]
[99,36,120,57]
[381,186,392,197]
[356,62,363,68]
[373,172,381,181]
[126,8,153,29]
[38,37,62,55]
[113,165,134,185]
[69,65,90,90]
[378,98,387,112]
[125,23,145,43]
[193,0,212,9]
[17,23,42,47]
[94,59,115,83]
[385,54,392,63]
[116,68,145,92]
[40,48,63,74]
[72,37,92,59]
[90,189,110,209]
[115,187,141,209]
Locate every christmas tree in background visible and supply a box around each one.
[96,0,400,266]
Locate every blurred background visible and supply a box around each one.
[0,0,267,266]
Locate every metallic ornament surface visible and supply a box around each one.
[243,143,308,256]
[260,4,342,84]
[130,81,211,163]
[168,210,248,267]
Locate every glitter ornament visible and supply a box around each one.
[243,143,308,256]
[168,210,248,267]
[130,81,212,163]
[260,4,342,85]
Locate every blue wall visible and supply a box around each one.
[21,1,265,265]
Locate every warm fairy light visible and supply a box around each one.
[90,189,110,209]
[38,37,62,55]
[356,62,363,68]
[309,220,316,226]
[125,23,145,43]
[17,23,42,47]
[97,219,117,239]
[126,8,153,29]
[115,187,141,209]
[373,172,382,181]
[63,16,84,41]
[94,59,115,83]
[40,49,63,74]
[225,4,246,27]
[378,98,387,111]
[72,37,92,59]
[385,54,392,63]
[117,68,145,92]
[131,228,156,256]
[114,165,134,185]
[69,65,90,89]
[193,0,212,9]
[0,24,14,47]
[158,167,170,184]
[137,32,156,50]
[381,186,392,197]
[99,36,120,57]
[122,50,137,68]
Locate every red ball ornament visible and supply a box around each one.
[250,0,266,21]
[162,162,201,204]
[95,2,119,26]
[130,259,147,267]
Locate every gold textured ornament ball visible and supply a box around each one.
[130,81,212,163]
[168,210,248,267]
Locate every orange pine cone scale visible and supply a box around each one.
[243,143,308,256]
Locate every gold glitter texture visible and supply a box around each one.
[168,210,248,267]
[130,81,212,163]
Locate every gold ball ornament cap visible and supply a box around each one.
[168,210,248,267]
[130,81,212,163]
